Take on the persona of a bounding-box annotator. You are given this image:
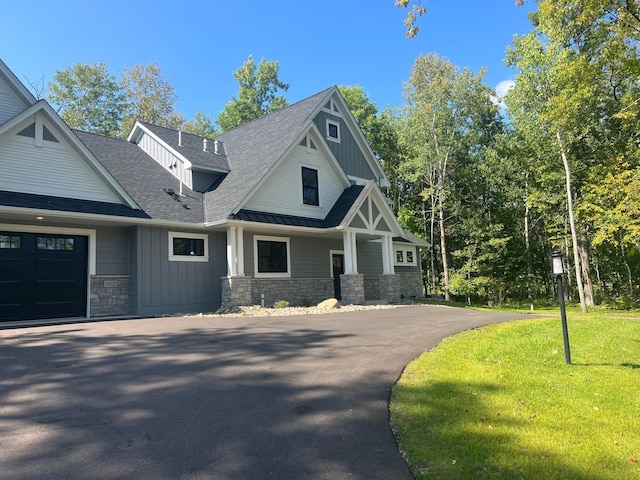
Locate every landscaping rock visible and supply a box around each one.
[317,298,341,309]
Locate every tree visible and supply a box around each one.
[216,55,289,132]
[184,110,217,138]
[505,0,640,310]
[398,53,495,301]
[48,62,125,137]
[120,62,185,136]
[395,0,528,38]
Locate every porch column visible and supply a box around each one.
[226,226,237,276]
[381,234,395,275]
[342,230,358,274]
[227,226,245,277]
[236,226,245,276]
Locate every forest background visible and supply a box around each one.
[27,0,640,311]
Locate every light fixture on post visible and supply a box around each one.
[552,250,571,365]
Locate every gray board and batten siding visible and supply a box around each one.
[133,226,227,316]
[313,111,377,181]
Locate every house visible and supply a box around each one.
[0,58,427,322]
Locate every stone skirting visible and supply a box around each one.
[399,271,423,298]
[90,275,129,317]
[221,276,252,308]
[340,274,365,305]
[250,278,334,307]
[220,273,422,308]
[379,274,401,303]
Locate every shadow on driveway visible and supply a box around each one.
[0,305,535,479]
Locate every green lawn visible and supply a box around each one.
[390,313,640,479]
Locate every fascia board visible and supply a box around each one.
[0,204,208,229]
[0,101,140,210]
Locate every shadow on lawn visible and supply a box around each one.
[393,380,608,480]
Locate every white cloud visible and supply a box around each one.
[495,80,515,99]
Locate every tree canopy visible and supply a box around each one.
[216,55,289,132]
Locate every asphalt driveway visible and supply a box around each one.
[0,305,534,479]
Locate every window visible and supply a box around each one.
[394,246,418,266]
[37,236,75,251]
[0,234,21,249]
[302,167,319,206]
[326,119,340,143]
[169,232,209,262]
[254,235,290,277]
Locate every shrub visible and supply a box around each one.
[273,300,290,309]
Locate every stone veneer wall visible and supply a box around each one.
[379,274,401,302]
[251,278,334,306]
[340,274,365,305]
[399,272,424,298]
[221,276,253,308]
[364,277,380,301]
[90,275,129,317]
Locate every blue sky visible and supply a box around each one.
[1,1,537,122]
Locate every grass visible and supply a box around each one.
[390,313,640,479]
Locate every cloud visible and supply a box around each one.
[495,80,515,99]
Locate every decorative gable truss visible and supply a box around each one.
[0,100,138,208]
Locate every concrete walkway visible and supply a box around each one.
[0,305,535,479]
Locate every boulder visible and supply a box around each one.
[317,298,341,309]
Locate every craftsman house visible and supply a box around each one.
[0,58,426,322]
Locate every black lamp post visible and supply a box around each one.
[552,251,571,365]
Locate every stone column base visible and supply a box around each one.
[379,274,401,303]
[221,276,252,308]
[340,274,365,305]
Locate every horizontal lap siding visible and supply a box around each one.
[243,146,345,219]
[0,124,121,203]
[0,77,29,123]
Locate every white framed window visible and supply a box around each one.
[326,119,341,143]
[394,246,417,266]
[302,166,319,206]
[254,235,291,278]
[169,231,209,262]
[322,100,343,117]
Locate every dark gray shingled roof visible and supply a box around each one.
[138,122,230,172]
[74,131,206,224]
[203,87,334,223]
[0,190,149,218]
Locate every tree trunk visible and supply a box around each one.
[524,200,533,300]
[620,240,634,298]
[438,197,450,301]
[578,233,595,308]
[557,130,587,312]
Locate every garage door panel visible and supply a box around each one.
[0,232,88,322]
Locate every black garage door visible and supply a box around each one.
[0,232,88,322]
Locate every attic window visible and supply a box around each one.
[326,120,340,143]
[43,125,59,143]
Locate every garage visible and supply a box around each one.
[0,231,88,322]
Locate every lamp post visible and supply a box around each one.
[552,251,571,365]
